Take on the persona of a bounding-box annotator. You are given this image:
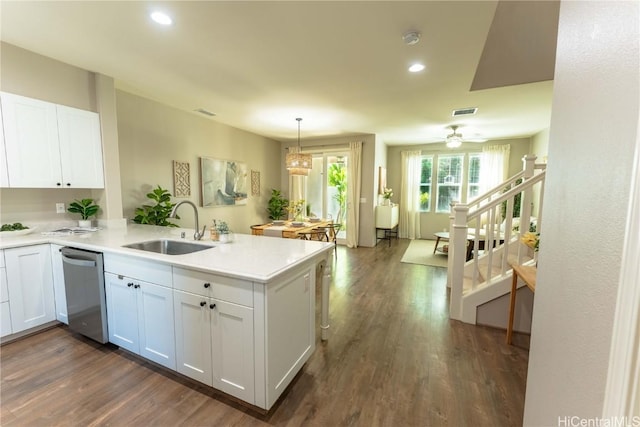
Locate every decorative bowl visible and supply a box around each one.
[272,220,285,226]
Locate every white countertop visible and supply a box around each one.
[0,224,334,283]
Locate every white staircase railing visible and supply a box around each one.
[448,155,546,323]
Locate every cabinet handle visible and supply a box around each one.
[127,282,134,287]
[66,183,71,187]
[134,284,140,289]
[203,282,211,288]
[56,182,61,186]
[200,301,206,307]
[209,303,216,310]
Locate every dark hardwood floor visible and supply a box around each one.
[0,239,529,426]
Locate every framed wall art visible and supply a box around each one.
[173,160,191,197]
[251,170,260,196]
[200,157,248,207]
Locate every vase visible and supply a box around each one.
[382,198,390,206]
[78,219,92,228]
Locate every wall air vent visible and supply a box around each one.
[194,108,216,117]
[452,107,478,116]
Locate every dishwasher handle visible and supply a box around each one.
[61,254,97,268]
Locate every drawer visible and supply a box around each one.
[173,267,253,307]
[104,253,172,287]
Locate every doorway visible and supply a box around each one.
[305,152,348,244]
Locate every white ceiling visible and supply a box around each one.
[0,1,559,145]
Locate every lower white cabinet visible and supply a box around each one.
[173,289,255,404]
[4,245,55,334]
[0,249,11,337]
[104,272,175,370]
[50,244,68,324]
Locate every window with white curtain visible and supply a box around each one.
[419,156,433,212]
[419,152,487,213]
[436,154,464,213]
[468,154,482,200]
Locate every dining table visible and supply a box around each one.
[251,219,333,239]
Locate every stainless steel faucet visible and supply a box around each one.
[169,200,206,241]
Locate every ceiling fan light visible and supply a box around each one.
[446,135,462,148]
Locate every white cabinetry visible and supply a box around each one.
[0,104,9,187]
[50,244,68,324]
[0,250,11,337]
[4,245,55,334]
[375,204,399,229]
[0,92,104,188]
[104,254,175,370]
[173,267,254,403]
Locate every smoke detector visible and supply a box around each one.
[402,31,421,45]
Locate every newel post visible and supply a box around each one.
[449,203,469,321]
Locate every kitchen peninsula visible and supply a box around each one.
[0,224,334,411]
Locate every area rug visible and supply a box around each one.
[400,239,448,268]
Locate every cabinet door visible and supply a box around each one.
[104,272,139,353]
[56,105,104,188]
[0,103,9,188]
[137,281,175,369]
[50,244,68,324]
[173,290,212,386]
[4,245,55,333]
[0,92,62,188]
[211,299,255,403]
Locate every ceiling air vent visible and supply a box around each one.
[194,108,216,117]
[452,107,478,117]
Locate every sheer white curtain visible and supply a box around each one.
[399,150,422,239]
[480,144,511,192]
[346,141,362,248]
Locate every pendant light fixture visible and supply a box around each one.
[286,118,312,176]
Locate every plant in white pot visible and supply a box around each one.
[68,198,100,228]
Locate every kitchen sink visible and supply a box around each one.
[123,239,213,255]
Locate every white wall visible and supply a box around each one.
[386,138,532,238]
[524,1,639,424]
[116,90,282,235]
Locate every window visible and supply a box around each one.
[468,154,481,201]
[436,154,464,213]
[419,156,432,211]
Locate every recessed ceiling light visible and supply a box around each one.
[408,63,425,73]
[151,11,172,26]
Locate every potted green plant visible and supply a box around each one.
[133,186,179,227]
[67,198,100,228]
[267,189,288,220]
[216,220,233,243]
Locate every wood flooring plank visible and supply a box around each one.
[0,240,528,426]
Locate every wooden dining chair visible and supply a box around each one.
[314,223,342,254]
[298,230,329,242]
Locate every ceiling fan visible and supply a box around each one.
[444,125,487,148]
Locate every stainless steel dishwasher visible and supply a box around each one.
[60,247,108,344]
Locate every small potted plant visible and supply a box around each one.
[68,198,100,228]
[382,188,393,206]
[217,221,233,243]
[267,189,288,221]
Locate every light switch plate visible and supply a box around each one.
[56,203,65,214]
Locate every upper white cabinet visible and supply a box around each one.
[0,92,104,188]
[0,104,9,187]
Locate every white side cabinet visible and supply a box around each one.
[4,245,55,334]
[0,91,104,188]
[0,250,12,337]
[173,267,255,403]
[104,254,175,370]
[0,103,9,187]
[50,244,68,324]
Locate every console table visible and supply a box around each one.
[506,263,537,344]
[375,204,399,246]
